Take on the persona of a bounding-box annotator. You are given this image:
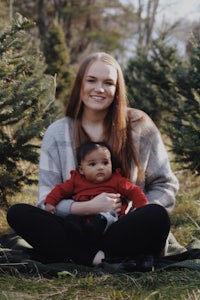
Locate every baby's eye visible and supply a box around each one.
[89,162,96,167]
[103,161,109,165]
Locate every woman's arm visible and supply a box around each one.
[70,192,122,216]
[144,130,179,211]
[130,109,179,212]
[37,118,76,212]
[141,118,179,211]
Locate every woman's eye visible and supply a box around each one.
[105,81,115,86]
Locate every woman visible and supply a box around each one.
[7,52,179,267]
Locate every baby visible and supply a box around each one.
[45,141,148,237]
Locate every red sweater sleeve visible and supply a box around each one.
[44,171,76,206]
[116,172,147,208]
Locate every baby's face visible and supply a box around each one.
[79,147,112,183]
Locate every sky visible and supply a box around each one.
[157,0,200,22]
[122,0,200,57]
[155,0,200,55]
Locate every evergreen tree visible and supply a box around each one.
[124,35,185,128]
[0,13,57,207]
[125,34,200,175]
[43,21,73,104]
[167,40,200,175]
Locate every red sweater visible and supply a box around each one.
[45,168,148,215]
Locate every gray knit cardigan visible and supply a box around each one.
[37,108,179,213]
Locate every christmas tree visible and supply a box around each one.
[124,35,185,128]
[0,14,57,207]
[168,40,200,175]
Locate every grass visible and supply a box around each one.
[0,169,200,300]
[0,270,200,299]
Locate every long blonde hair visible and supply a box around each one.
[65,52,143,181]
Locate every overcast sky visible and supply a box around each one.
[157,0,200,22]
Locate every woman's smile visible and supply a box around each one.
[90,95,105,101]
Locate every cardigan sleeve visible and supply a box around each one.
[36,118,76,213]
[141,117,179,211]
[129,109,179,212]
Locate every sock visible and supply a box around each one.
[92,250,105,266]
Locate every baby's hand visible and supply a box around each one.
[45,203,56,214]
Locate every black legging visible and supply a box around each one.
[7,203,170,266]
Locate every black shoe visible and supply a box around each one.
[102,255,154,273]
[120,255,154,272]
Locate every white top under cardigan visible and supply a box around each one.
[37,108,179,212]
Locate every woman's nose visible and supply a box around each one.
[95,82,104,92]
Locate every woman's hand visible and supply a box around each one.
[90,193,122,214]
[45,203,56,214]
[70,192,122,216]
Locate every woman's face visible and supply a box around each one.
[80,60,118,113]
